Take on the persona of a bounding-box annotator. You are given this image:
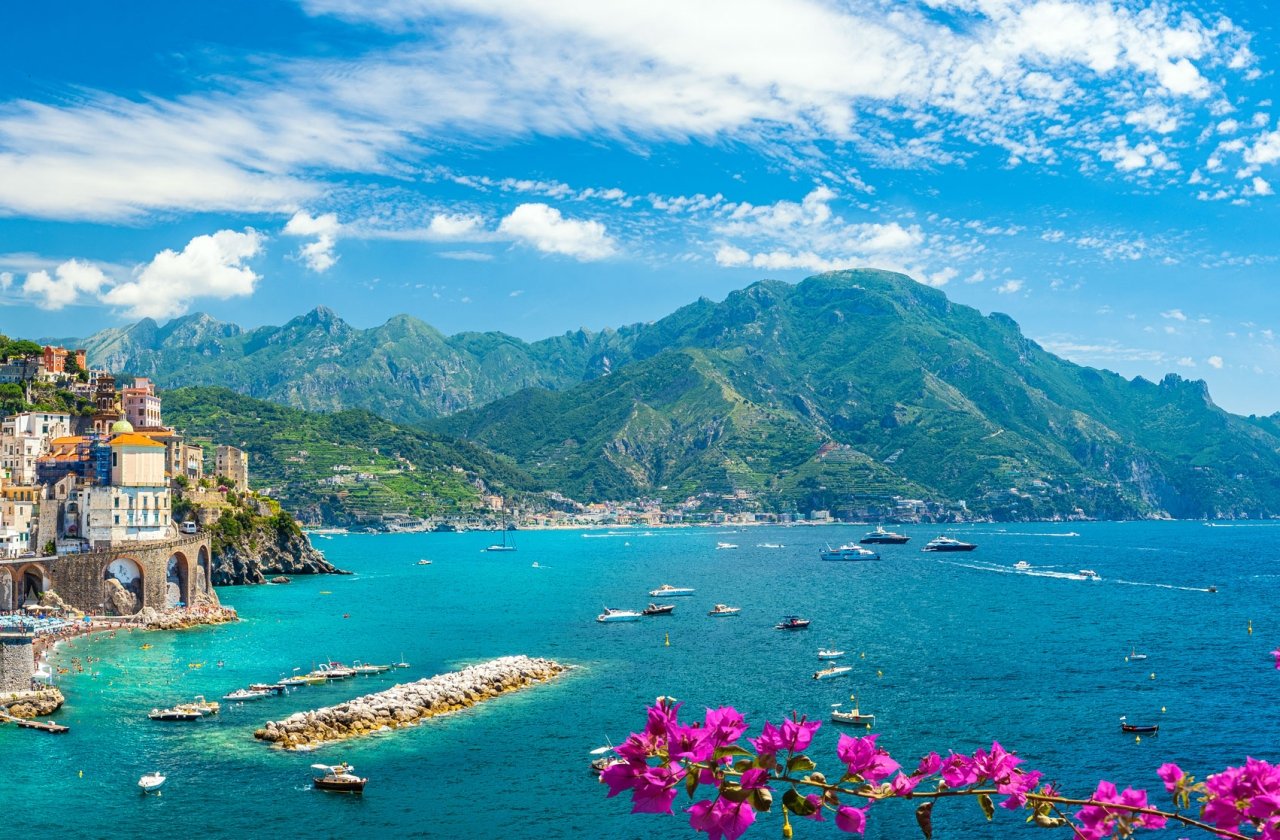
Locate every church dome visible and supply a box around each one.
[110,419,135,435]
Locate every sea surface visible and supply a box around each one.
[4,522,1278,839]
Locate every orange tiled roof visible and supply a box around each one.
[109,433,164,448]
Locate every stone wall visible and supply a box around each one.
[0,634,34,692]
[0,534,213,614]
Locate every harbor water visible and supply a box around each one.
[4,521,1279,838]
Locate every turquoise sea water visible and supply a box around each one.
[4,522,1279,839]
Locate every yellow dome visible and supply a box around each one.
[110,419,135,434]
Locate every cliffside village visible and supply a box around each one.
[0,345,249,571]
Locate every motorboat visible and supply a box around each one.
[589,745,624,777]
[597,608,643,623]
[708,604,741,617]
[1078,569,1101,580]
[249,683,288,695]
[185,696,220,715]
[641,603,675,616]
[813,666,853,680]
[417,559,432,565]
[648,584,695,597]
[775,616,811,630]
[817,649,846,660]
[820,544,881,561]
[1013,560,1032,571]
[148,707,201,721]
[223,688,273,702]
[138,772,166,793]
[280,675,314,687]
[756,543,785,549]
[1127,647,1148,662]
[923,536,977,552]
[314,662,357,679]
[351,661,392,675]
[1120,716,1159,734]
[716,542,738,550]
[831,697,875,727]
[312,763,367,793]
[859,526,910,545]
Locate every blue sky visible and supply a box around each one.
[2,0,1280,413]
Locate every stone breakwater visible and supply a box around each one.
[141,604,238,631]
[254,655,566,750]
[1,688,65,719]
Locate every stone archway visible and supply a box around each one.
[16,563,48,607]
[102,558,144,616]
[166,552,190,609]
[197,546,211,596]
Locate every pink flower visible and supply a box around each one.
[971,741,1021,785]
[940,752,977,788]
[915,752,942,777]
[667,721,714,763]
[703,706,748,747]
[802,794,826,821]
[835,805,869,834]
[645,698,683,737]
[891,772,923,796]
[688,797,757,840]
[750,718,821,756]
[600,759,646,798]
[1272,648,1280,670]
[1157,763,1184,793]
[630,763,686,814]
[997,770,1042,810]
[837,733,900,783]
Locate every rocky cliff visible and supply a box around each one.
[212,521,347,585]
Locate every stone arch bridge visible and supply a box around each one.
[0,535,213,615]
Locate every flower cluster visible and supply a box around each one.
[602,699,1278,840]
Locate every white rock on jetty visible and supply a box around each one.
[254,655,566,750]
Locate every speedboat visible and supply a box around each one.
[817,649,845,660]
[314,662,357,679]
[249,683,288,695]
[138,772,166,793]
[1078,569,1101,580]
[1127,647,1148,662]
[756,543,785,549]
[280,675,313,687]
[813,665,853,680]
[597,608,643,623]
[708,604,741,617]
[589,745,625,777]
[648,584,695,597]
[775,616,811,630]
[922,536,977,552]
[859,526,910,545]
[641,603,675,616]
[716,542,738,550]
[149,707,201,721]
[312,763,367,793]
[223,688,272,702]
[186,696,220,715]
[1119,716,1158,734]
[820,544,881,561]
[351,661,392,675]
[417,559,432,565]
[1013,560,1031,571]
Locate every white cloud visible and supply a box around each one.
[21,260,110,309]
[101,229,265,318]
[283,210,341,272]
[1177,356,1196,367]
[497,203,616,260]
[438,249,494,261]
[0,271,10,291]
[1161,309,1187,321]
[995,279,1023,295]
[427,213,486,240]
[1207,355,1224,368]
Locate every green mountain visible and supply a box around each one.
[434,270,1280,520]
[163,387,539,526]
[72,269,1280,520]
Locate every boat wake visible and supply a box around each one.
[1111,579,1215,593]
[988,532,1080,538]
[942,561,1214,592]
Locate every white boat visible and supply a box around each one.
[1013,560,1031,571]
[922,536,977,552]
[223,688,272,702]
[138,772,166,793]
[485,527,517,552]
[708,604,741,617]
[820,544,881,561]
[351,661,391,675]
[818,649,846,660]
[831,697,875,727]
[716,542,738,550]
[1127,647,1148,661]
[813,665,853,680]
[648,584,695,597]
[597,608,643,623]
[417,559,432,565]
[1078,569,1101,580]
[756,543,785,549]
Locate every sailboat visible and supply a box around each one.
[485,521,517,552]
[1127,645,1148,662]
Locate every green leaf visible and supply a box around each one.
[720,783,752,804]
[733,759,754,773]
[915,802,934,839]
[978,793,995,822]
[751,788,773,813]
[685,770,699,799]
[715,745,753,760]
[783,789,818,817]
[786,755,816,774]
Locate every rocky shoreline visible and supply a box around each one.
[0,688,65,719]
[254,655,566,750]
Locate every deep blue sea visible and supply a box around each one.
[4,522,1279,839]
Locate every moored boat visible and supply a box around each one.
[590,745,624,777]
[249,683,288,695]
[648,584,695,597]
[186,696,220,715]
[820,544,881,561]
[311,763,367,793]
[708,604,741,617]
[417,559,432,565]
[831,697,875,727]
[1120,716,1158,734]
[817,648,846,660]
[148,707,201,721]
[923,536,977,552]
[223,688,272,702]
[859,526,910,545]
[813,665,853,680]
[597,607,643,623]
[1127,646,1148,662]
[641,603,674,616]
[716,542,738,550]
[775,615,811,630]
[138,772,166,793]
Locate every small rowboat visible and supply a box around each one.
[1120,716,1159,734]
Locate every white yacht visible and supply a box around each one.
[820,544,881,561]
[648,584,695,597]
[708,604,742,617]
[596,608,643,623]
[138,772,166,793]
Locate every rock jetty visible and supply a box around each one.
[1,688,65,719]
[254,655,566,750]
[140,605,239,631]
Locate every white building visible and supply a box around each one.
[0,411,70,484]
[79,432,172,545]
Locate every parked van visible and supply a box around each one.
[179,520,198,534]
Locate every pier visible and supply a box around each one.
[254,655,566,750]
